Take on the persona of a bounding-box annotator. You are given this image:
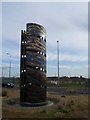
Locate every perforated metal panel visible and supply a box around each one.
[20,23,46,104]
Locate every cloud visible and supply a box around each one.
[48,64,80,69]
[47,64,88,77]
[2,63,20,68]
[2,2,88,77]
[1,0,89,2]
[47,52,87,62]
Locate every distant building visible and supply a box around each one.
[47,76,87,85]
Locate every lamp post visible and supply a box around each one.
[2,65,3,78]
[57,41,59,85]
[6,53,11,79]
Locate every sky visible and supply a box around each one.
[1,2,88,77]
[1,0,89,2]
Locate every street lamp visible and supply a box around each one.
[57,41,59,85]
[6,53,11,79]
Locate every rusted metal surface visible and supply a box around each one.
[20,23,46,104]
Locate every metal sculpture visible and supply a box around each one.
[20,23,47,106]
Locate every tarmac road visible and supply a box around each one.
[47,87,89,95]
[12,84,89,95]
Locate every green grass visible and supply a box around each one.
[38,110,55,118]
[47,81,87,89]
[58,83,87,89]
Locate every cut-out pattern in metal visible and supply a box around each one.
[20,23,46,105]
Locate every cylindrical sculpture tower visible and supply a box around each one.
[20,23,47,106]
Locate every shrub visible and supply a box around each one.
[2,90,7,97]
[7,100,16,105]
[61,95,66,98]
[40,110,47,113]
[57,107,69,113]
[71,100,74,105]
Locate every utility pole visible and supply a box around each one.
[9,55,11,78]
[57,41,60,85]
[6,53,11,79]
[2,66,3,78]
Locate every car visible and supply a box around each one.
[2,83,14,88]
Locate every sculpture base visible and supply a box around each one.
[20,101,48,107]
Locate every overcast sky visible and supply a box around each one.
[1,2,88,77]
[1,0,89,2]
